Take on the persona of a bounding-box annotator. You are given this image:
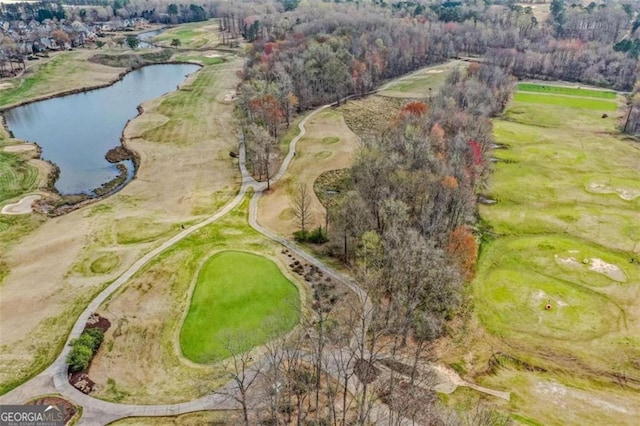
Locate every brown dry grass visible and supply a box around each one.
[338,95,406,141]
[108,411,242,425]
[257,108,360,237]
[0,57,243,393]
[87,196,309,404]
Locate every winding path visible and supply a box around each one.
[0,101,507,425]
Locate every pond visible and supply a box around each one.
[3,63,200,195]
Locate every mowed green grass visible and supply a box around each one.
[0,151,38,203]
[141,63,222,144]
[513,92,618,110]
[517,83,617,99]
[180,251,299,363]
[475,235,629,342]
[380,60,468,99]
[155,20,219,49]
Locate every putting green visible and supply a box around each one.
[180,250,300,363]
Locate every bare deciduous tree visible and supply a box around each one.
[291,184,312,234]
[215,336,263,426]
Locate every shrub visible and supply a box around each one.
[65,328,105,372]
[85,328,105,350]
[67,344,93,373]
[293,227,328,244]
[307,227,328,244]
[293,230,309,242]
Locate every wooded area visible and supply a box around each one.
[227,2,638,423]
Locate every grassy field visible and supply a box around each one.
[180,251,299,363]
[154,20,221,49]
[517,83,617,99]
[0,51,124,109]
[0,150,38,204]
[88,196,305,404]
[257,108,360,237]
[140,61,229,147]
[513,92,619,111]
[379,60,467,99]
[461,85,640,423]
[174,54,224,66]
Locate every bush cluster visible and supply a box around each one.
[66,328,104,373]
[293,227,328,244]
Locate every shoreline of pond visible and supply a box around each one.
[1,60,202,216]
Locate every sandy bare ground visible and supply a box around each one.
[257,110,360,237]
[586,182,640,201]
[0,58,243,390]
[2,143,36,153]
[0,194,41,214]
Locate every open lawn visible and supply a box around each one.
[174,54,224,66]
[180,251,299,363]
[517,83,617,99]
[0,57,242,395]
[0,150,38,204]
[154,20,221,49]
[459,85,640,423]
[88,196,304,404]
[0,51,124,109]
[513,92,619,111]
[379,60,467,99]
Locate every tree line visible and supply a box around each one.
[330,64,512,343]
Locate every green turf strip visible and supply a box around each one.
[516,83,617,99]
[513,92,618,111]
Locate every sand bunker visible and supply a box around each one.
[588,258,626,282]
[425,69,444,74]
[554,254,581,268]
[532,289,548,304]
[206,53,221,58]
[587,182,640,201]
[1,194,41,215]
[534,380,634,415]
[3,143,37,153]
[0,82,13,91]
[556,252,626,282]
[223,90,237,102]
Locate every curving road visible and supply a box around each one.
[0,100,508,425]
